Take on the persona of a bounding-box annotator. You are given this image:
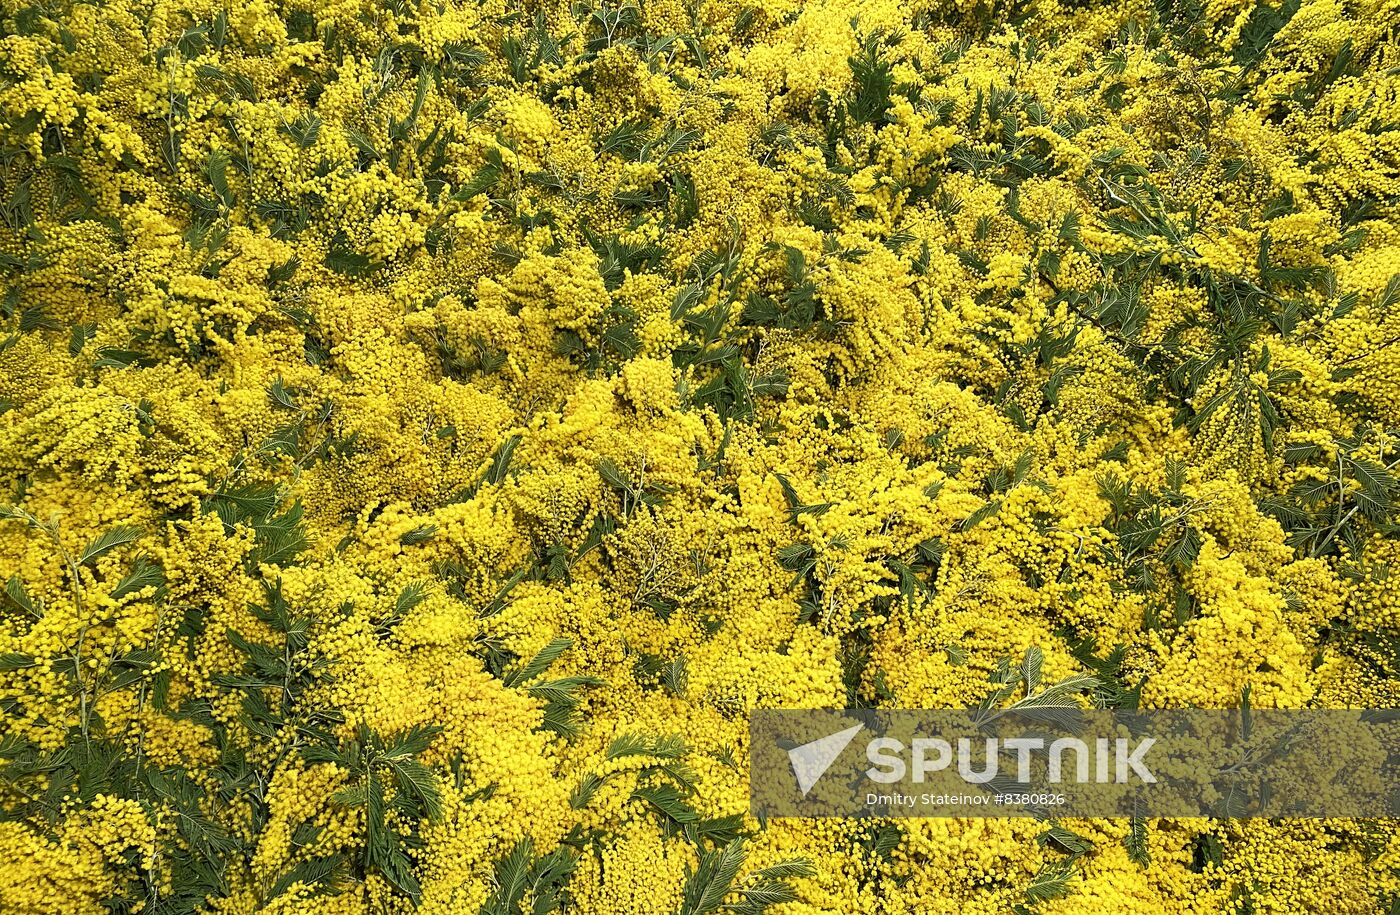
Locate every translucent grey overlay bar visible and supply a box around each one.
[749,709,1400,818]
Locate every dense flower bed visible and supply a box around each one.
[1,0,1398,911]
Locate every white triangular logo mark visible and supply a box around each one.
[788,723,864,796]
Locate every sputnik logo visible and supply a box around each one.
[788,722,865,796]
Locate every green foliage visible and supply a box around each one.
[503,637,604,736]
[217,578,341,745]
[847,31,897,126]
[1022,857,1077,906]
[1262,431,1400,559]
[1037,824,1093,859]
[1125,811,1151,867]
[1097,460,1207,603]
[479,836,578,915]
[2,574,38,618]
[975,647,1101,729]
[1063,633,1143,710]
[77,524,143,566]
[304,724,445,903]
[676,838,815,915]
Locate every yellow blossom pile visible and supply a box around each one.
[1,0,1399,912]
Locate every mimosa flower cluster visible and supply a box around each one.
[1,0,1398,912]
